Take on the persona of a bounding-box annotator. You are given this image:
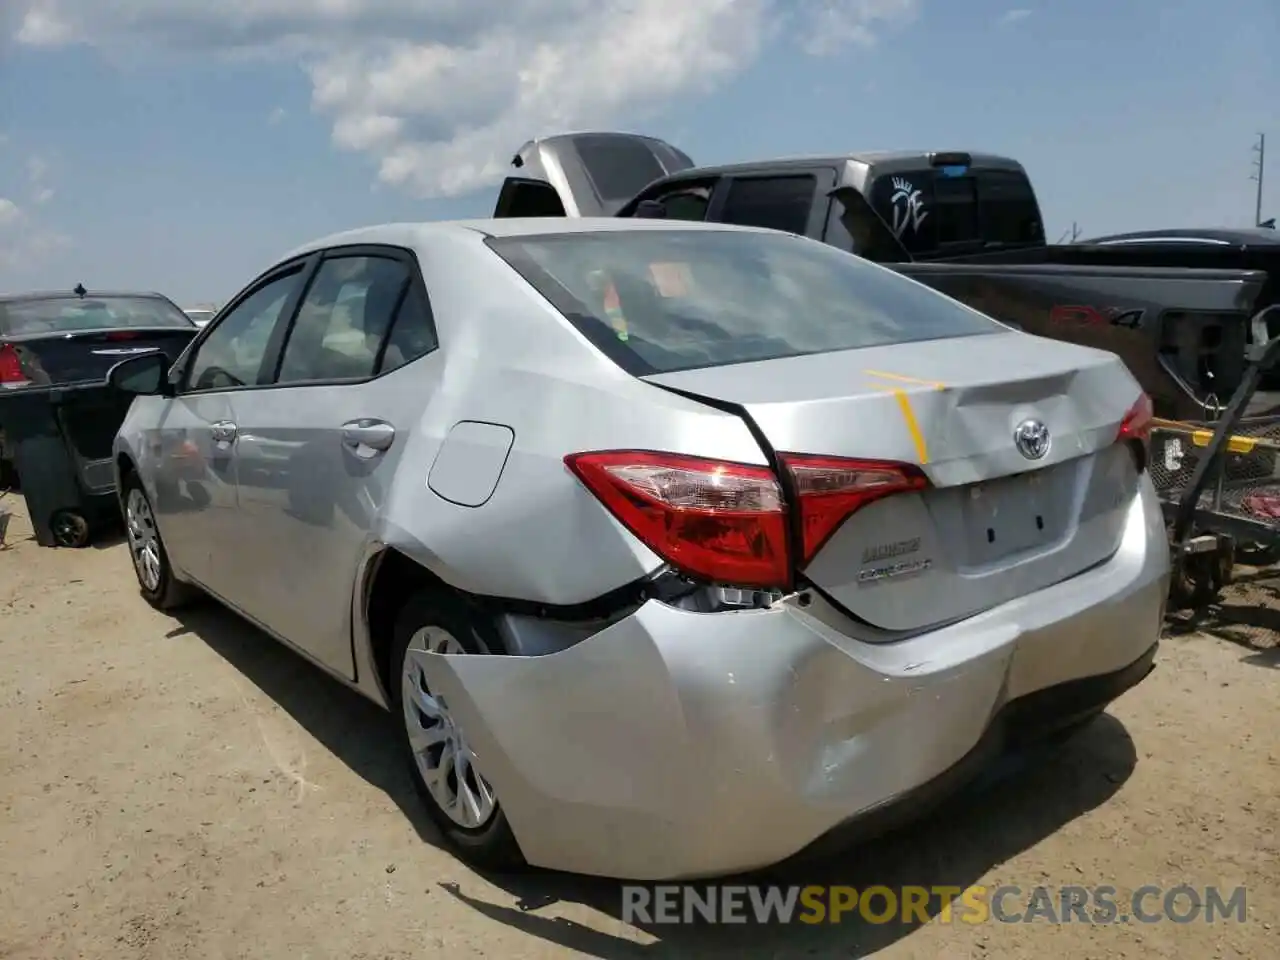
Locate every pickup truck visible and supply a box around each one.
[491,132,1268,421]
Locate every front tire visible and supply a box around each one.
[121,476,195,611]
[391,589,525,873]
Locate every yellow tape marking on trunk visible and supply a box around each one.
[893,389,930,464]
[863,369,947,390]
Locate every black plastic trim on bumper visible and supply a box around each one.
[781,642,1159,868]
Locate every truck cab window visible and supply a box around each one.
[719,175,816,235]
[934,176,980,245]
[657,188,713,221]
[623,178,720,221]
[868,167,1045,256]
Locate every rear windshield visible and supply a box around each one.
[488,229,1004,375]
[0,296,194,336]
[868,168,1045,256]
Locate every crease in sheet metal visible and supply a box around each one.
[892,389,930,464]
[860,369,942,465]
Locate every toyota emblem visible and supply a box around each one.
[1014,418,1051,460]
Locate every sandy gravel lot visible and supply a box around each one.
[1,492,1277,959]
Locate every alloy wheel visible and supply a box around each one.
[125,488,163,592]
[401,626,497,830]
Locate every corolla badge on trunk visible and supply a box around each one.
[1014,418,1051,460]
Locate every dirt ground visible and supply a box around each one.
[1,493,1277,960]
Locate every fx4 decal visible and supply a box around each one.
[1049,305,1147,330]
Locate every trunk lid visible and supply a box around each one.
[1,327,196,387]
[646,331,1143,632]
[495,132,696,218]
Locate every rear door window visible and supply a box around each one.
[275,255,411,384]
[486,228,1002,376]
[377,284,439,375]
[718,175,817,235]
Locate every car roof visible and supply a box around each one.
[1086,227,1280,247]
[668,151,1024,179]
[281,217,778,260]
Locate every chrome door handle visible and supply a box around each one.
[210,421,238,443]
[341,419,395,455]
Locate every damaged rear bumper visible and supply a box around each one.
[419,480,1170,880]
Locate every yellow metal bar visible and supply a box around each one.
[1150,418,1267,454]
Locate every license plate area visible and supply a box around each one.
[957,466,1068,566]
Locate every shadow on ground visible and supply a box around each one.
[1165,566,1280,669]
[170,600,1138,959]
[166,602,447,853]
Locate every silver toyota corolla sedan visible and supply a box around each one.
[110,218,1169,881]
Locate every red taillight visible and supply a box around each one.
[0,344,29,386]
[780,454,930,565]
[1118,392,1154,442]
[564,451,790,588]
[565,450,929,589]
[1117,393,1153,472]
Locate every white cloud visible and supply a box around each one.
[997,8,1031,26]
[801,0,920,56]
[25,153,54,204]
[0,196,68,272]
[10,0,923,199]
[0,197,20,227]
[0,153,68,273]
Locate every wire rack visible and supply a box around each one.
[1149,415,1280,525]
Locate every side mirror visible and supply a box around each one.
[107,351,171,396]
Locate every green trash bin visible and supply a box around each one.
[0,381,134,547]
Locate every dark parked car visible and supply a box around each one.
[0,287,198,485]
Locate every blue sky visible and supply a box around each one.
[0,0,1276,304]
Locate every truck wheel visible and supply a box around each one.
[50,509,91,548]
[1169,547,1233,611]
[391,588,526,873]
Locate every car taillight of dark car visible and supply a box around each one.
[0,344,31,387]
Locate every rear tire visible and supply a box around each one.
[121,475,196,611]
[390,588,525,873]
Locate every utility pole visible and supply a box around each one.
[1251,133,1265,227]
[1056,222,1081,244]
